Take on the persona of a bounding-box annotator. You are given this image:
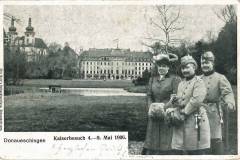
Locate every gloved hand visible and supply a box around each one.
[166,107,176,114]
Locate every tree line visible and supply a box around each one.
[4,42,79,85]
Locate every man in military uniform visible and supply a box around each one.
[169,55,210,155]
[200,51,235,155]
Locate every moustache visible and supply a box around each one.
[182,71,190,75]
[202,66,210,69]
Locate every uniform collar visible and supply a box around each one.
[185,74,195,81]
[203,70,215,76]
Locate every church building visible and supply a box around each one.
[5,17,48,62]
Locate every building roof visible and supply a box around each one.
[34,38,47,48]
[80,48,152,62]
[15,37,47,48]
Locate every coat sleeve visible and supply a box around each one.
[219,75,235,108]
[183,79,207,115]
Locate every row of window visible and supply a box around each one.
[82,61,152,66]
[83,66,151,72]
[83,70,144,75]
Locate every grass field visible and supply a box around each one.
[4,79,238,155]
[4,93,148,141]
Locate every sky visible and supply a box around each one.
[4,5,226,52]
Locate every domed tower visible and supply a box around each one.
[8,17,18,45]
[24,17,35,45]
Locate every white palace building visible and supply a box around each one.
[79,48,153,80]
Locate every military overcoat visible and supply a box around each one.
[201,72,235,139]
[171,76,210,150]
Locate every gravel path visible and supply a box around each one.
[128,141,144,155]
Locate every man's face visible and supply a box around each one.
[201,60,214,73]
[181,63,195,78]
[157,64,169,76]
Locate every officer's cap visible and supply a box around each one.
[201,51,215,62]
[180,55,198,69]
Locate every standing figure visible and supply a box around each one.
[169,55,210,155]
[200,51,235,155]
[142,53,181,155]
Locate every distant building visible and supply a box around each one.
[5,17,48,62]
[79,48,153,80]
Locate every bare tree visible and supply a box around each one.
[213,5,237,23]
[143,5,184,55]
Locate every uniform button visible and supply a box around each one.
[207,88,209,90]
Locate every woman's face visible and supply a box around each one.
[181,63,195,78]
[157,64,169,76]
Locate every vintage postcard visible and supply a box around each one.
[0,0,239,159]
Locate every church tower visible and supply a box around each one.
[24,17,35,45]
[8,17,18,45]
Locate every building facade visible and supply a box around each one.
[5,17,48,62]
[79,48,153,80]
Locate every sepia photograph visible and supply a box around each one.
[3,3,237,156]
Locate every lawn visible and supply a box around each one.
[4,93,148,141]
